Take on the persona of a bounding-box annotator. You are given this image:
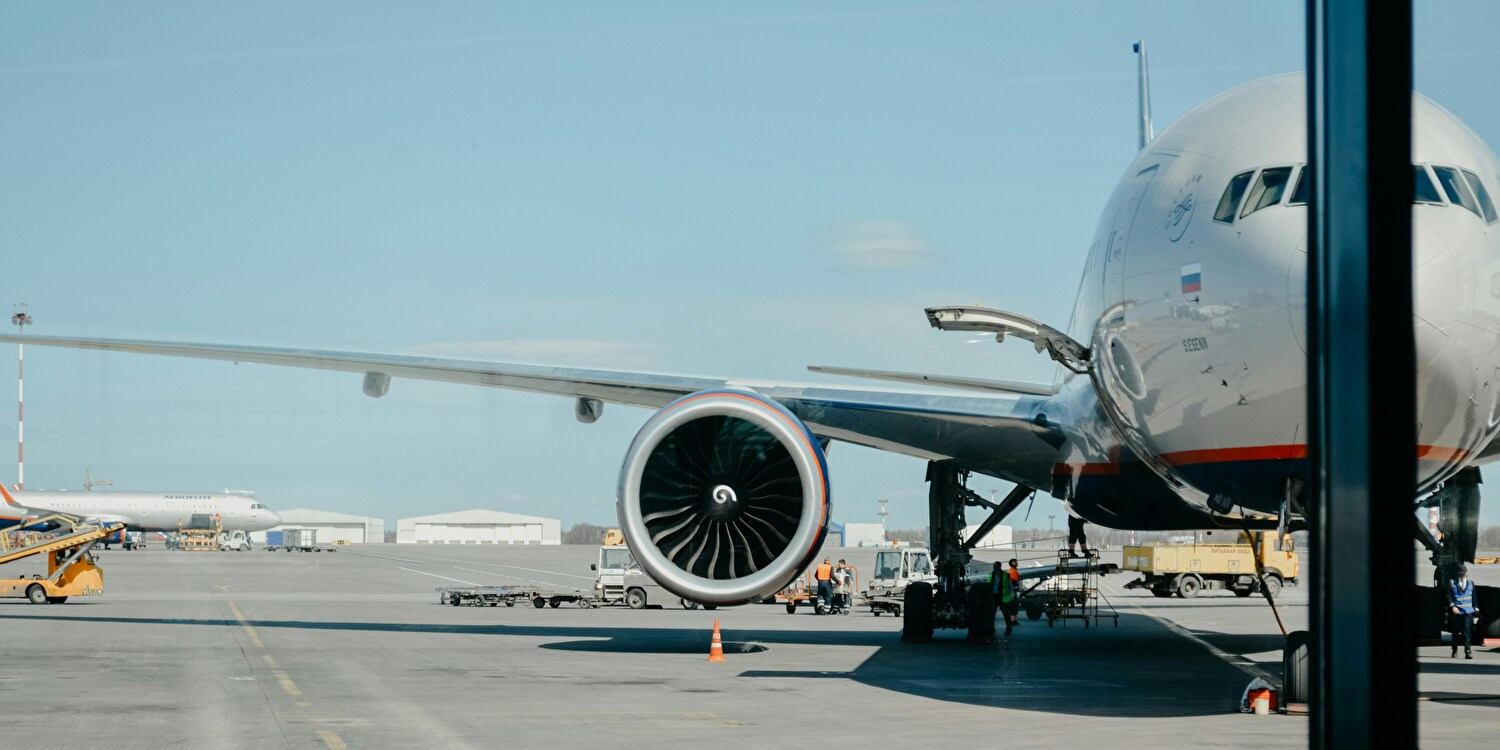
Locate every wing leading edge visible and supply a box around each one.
[0,334,1064,489]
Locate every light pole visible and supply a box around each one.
[10,304,31,490]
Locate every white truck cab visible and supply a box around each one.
[592,545,685,609]
[866,546,938,616]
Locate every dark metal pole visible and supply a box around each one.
[1306,0,1415,746]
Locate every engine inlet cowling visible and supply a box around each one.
[617,390,830,605]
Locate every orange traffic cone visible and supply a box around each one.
[707,619,726,662]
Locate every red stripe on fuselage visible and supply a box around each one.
[1055,443,1469,476]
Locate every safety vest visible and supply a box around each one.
[815,563,833,581]
[1008,567,1020,584]
[1450,578,1476,614]
[997,571,1015,604]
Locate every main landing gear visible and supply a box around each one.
[902,460,1025,644]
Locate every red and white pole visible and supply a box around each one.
[10,305,30,491]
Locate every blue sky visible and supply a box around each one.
[1,2,1496,529]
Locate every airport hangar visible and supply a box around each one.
[396,508,561,545]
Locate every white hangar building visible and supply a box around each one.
[396,508,561,545]
[253,508,385,545]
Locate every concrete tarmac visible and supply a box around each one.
[0,544,1494,748]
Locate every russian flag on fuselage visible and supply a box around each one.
[1180,262,1202,294]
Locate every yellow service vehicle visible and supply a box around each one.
[1122,531,1298,599]
[0,521,124,604]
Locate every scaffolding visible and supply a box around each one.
[1023,549,1119,628]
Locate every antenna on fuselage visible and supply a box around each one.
[1133,40,1154,150]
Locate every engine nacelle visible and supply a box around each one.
[616,390,830,605]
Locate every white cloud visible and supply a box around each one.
[405,339,664,369]
[825,221,935,271]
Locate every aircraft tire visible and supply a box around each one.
[1282,630,1311,706]
[966,583,996,642]
[901,582,934,643]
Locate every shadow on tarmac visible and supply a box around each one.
[0,608,1288,718]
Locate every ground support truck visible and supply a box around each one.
[1122,531,1299,598]
[0,517,124,604]
[590,535,712,610]
[265,529,336,552]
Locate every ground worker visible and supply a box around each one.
[1448,564,1479,659]
[833,559,852,614]
[1007,558,1022,627]
[814,557,834,611]
[1067,513,1089,558]
[994,561,1018,635]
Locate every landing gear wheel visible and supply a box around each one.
[1282,630,1311,707]
[532,597,546,609]
[26,584,46,605]
[785,602,797,614]
[966,583,997,642]
[1260,575,1283,599]
[901,582,934,643]
[626,588,647,610]
[1175,573,1203,599]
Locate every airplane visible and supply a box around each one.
[3,61,1498,689]
[0,484,281,532]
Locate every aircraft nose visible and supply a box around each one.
[1411,212,1500,487]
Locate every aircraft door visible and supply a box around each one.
[1104,163,1162,302]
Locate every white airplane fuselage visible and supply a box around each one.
[2,489,281,532]
[1049,73,1500,527]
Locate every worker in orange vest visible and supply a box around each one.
[814,558,834,612]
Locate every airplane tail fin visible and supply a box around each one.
[1133,40,1154,150]
[0,483,18,507]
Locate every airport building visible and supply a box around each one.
[843,522,888,547]
[961,523,1014,550]
[396,508,561,545]
[254,508,385,545]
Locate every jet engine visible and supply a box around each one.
[616,390,830,605]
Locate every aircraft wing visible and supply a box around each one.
[0,334,1065,489]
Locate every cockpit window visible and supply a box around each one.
[1414,165,1444,204]
[1461,169,1498,224]
[1214,171,1254,223]
[1288,166,1309,205]
[1433,166,1482,218]
[1241,166,1293,217]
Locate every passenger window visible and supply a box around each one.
[1288,165,1309,205]
[1414,165,1444,204]
[1240,166,1293,217]
[1461,169,1498,224]
[1214,171,1254,223]
[1433,166,1482,217]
